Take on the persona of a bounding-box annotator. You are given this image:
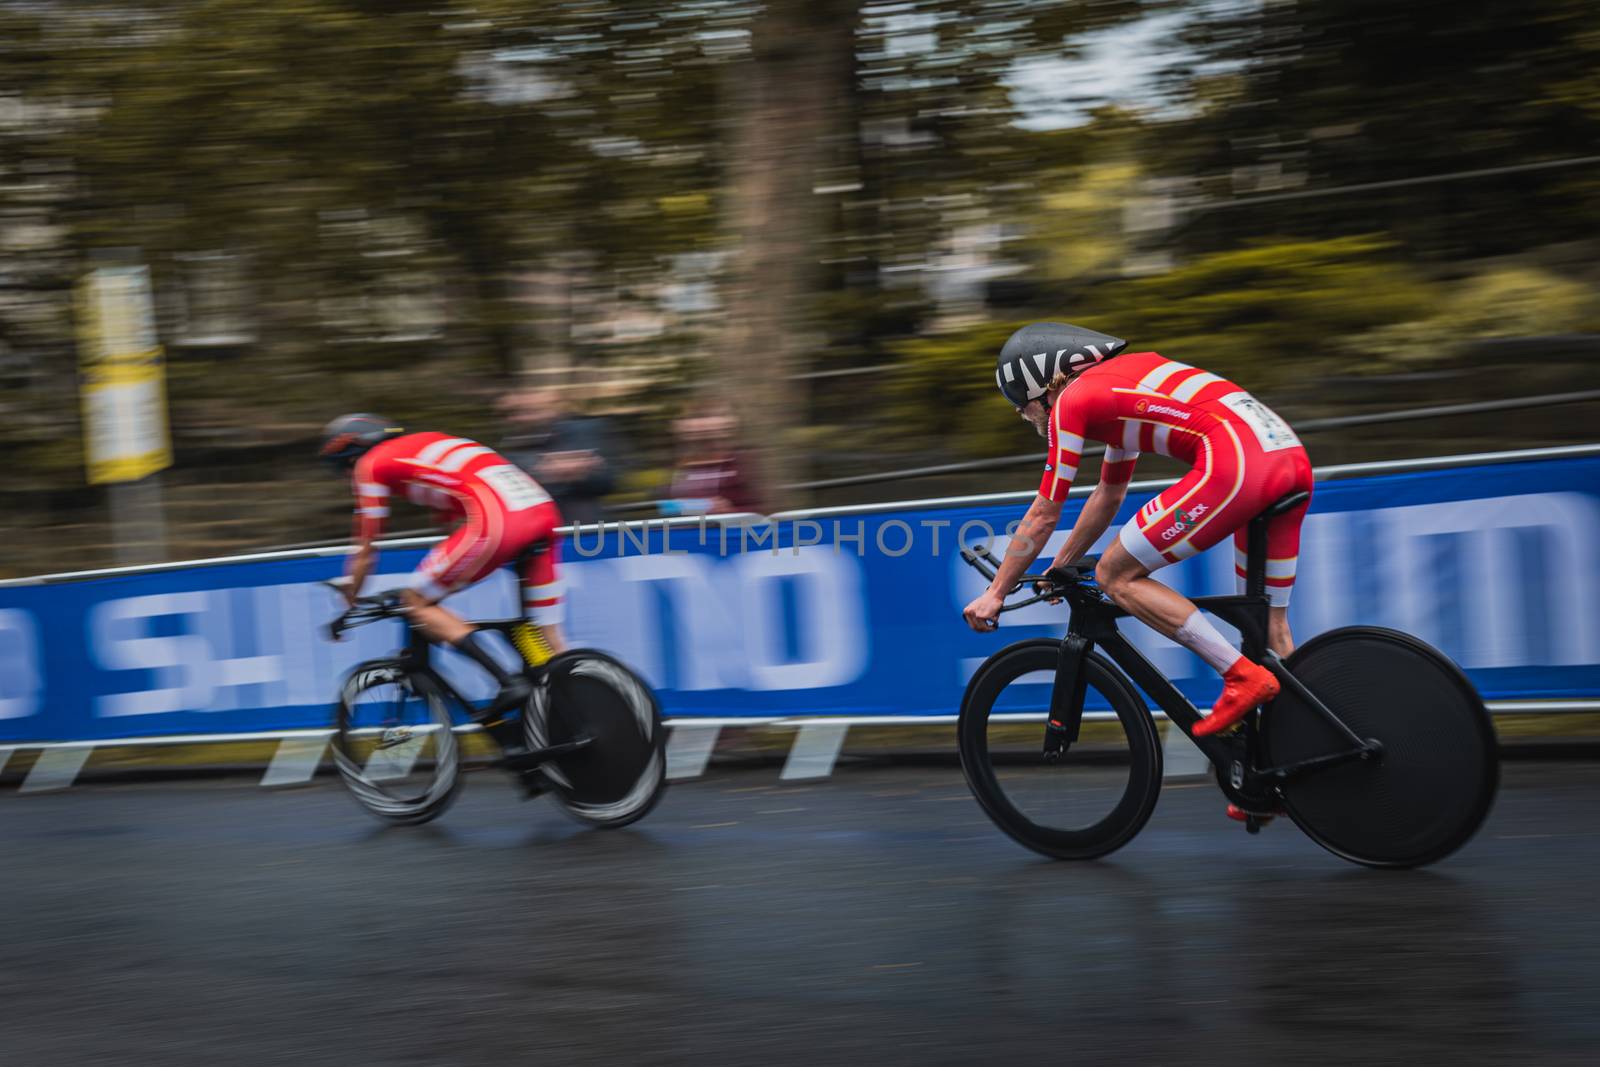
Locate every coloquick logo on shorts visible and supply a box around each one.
[1158,504,1206,540]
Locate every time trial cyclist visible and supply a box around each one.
[960,324,1314,816]
[318,414,567,738]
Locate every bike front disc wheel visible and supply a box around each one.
[525,650,667,829]
[1264,626,1498,868]
[332,663,463,825]
[958,639,1162,860]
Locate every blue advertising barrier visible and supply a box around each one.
[1,451,1597,744]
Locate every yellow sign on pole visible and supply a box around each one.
[75,266,173,485]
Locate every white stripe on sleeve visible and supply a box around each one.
[1137,360,1192,394]
[439,445,493,473]
[1121,421,1140,452]
[417,437,472,466]
[1152,424,1172,456]
[1171,371,1224,403]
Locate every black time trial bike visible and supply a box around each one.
[324,584,666,828]
[957,491,1499,869]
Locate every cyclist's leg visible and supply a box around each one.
[405,513,531,716]
[1098,435,1242,651]
[1231,449,1312,657]
[403,521,488,642]
[1103,423,1284,735]
[1094,540,1200,638]
[513,501,567,663]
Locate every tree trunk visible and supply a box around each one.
[717,0,857,509]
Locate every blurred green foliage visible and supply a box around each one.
[887,236,1444,458]
[888,319,1029,458]
[1356,267,1600,365]
[1093,236,1440,386]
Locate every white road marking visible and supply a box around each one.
[781,722,850,781]
[666,724,722,780]
[1161,721,1211,779]
[261,735,329,787]
[20,747,91,793]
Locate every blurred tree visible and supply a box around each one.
[714,0,856,498]
[714,0,1150,500]
[1153,0,1600,258]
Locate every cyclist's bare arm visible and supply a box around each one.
[964,494,1063,631]
[1048,477,1130,572]
[343,538,379,606]
[993,494,1064,592]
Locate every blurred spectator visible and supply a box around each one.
[497,386,616,526]
[663,410,763,517]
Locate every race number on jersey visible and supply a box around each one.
[1220,392,1302,452]
[477,464,551,512]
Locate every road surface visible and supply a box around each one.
[3,760,1597,1065]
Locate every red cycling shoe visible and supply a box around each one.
[1226,803,1281,825]
[1193,658,1280,737]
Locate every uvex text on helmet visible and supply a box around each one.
[995,322,1127,407]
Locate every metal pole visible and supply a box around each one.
[109,475,169,566]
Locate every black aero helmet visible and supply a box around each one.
[995,322,1127,408]
[318,413,404,471]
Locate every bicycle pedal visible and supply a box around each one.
[1227,802,1278,829]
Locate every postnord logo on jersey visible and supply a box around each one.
[1135,397,1192,421]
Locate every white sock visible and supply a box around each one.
[1174,610,1243,676]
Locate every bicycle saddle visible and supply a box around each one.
[1263,490,1311,518]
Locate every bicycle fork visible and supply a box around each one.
[1043,634,1093,761]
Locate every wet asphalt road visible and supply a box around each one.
[3,760,1598,1067]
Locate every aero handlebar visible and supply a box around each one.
[957,548,1103,613]
[323,581,409,641]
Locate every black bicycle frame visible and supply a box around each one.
[1055,586,1262,780]
[1035,494,1376,801]
[374,614,538,731]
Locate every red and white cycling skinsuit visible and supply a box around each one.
[352,433,565,624]
[1040,352,1313,606]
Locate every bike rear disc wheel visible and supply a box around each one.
[1264,626,1498,868]
[332,663,463,825]
[525,650,666,829]
[958,639,1162,860]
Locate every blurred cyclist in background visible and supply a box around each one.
[962,323,1313,773]
[319,414,567,727]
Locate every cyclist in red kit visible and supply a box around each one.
[319,414,567,720]
[962,324,1314,816]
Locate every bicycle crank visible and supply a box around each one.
[501,736,595,772]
